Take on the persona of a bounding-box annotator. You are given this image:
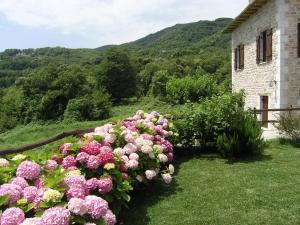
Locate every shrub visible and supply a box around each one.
[166,75,219,104]
[275,112,300,142]
[0,111,176,224]
[175,92,264,157]
[63,90,111,121]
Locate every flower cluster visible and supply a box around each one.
[0,111,175,225]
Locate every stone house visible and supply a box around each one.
[224,0,300,129]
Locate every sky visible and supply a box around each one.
[0,0,249,51]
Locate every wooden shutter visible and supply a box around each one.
[240,45,244,69]
[298,23,300,57]
[256,36,260,64]
[266,29,272,61]
[234,48,238,70]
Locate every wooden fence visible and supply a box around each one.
[0,128,94,156]
[253,106,300,124]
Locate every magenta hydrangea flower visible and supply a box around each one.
[86,155,101,169]
[46,160,58,170]
[80,142,101,155]
[66,185,86,200]
[64,175,86,188]
[9,177,29,189]
[85,178,99,192]
[98,152,115,165]
[62,156,77,169]
[41,207,70,225]
[0,184,22,204]
[76,152,90,164]
[67,197,87,216]
[16,161,41,180]
[85,195,108,219]
[98,177,113,194]
[103,209,117,225]
[23,186,38,203]
[0,207,25,225]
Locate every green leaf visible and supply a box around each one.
[0,194,10,206]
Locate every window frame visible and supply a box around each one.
[234,44,244,71]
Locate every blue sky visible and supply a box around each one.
[0,0,248,51]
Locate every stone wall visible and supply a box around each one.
[232,0,280,127]
[281,0,300,108]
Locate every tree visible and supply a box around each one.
[101,48,137,102]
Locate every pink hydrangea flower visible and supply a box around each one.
[145,170,157,180]
[99,152,115,165]
[59,143,72,155]
[41,207,70,225]
[62,156,77,169]
[0,207,25,225]
[46,160,58,170]
[0,184,22,204]
[86,155,101,169]
[103,209,117,225]
[126,159,139,170]
[100,146,113,152]
[85,195,108,219]
[34,177,45,188]
[9,177,29,189]
[124,143,137,154]
[162,173,172,184]
[0,158,9,167]
[66,185,86,200]
[68,197,87,216]
[124,134,135,143]
[158,154,168,163]
[98,177,113,194]
[20,218,42,225]
[16,161,41,180]
[64,175,86,188]
[76,152,90,164]
[113,148,125,156]
[80,142,101,155]
[33,188,48,210]
[121,173,129,180]
[141,134,154,141]
[129,153,139,161]
[23,186,38,203]
[85,178,99,192]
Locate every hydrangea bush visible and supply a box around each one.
[0,111,176,225]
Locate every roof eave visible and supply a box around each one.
[223,0,269,34]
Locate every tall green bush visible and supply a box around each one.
[175,92,264,157]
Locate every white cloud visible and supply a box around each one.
[0,0,248,47]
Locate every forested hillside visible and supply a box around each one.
[0,18,232,133]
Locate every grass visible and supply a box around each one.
[118,140,300,225]
[0,97,181,150]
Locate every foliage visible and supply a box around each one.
[166,75,220,104]
[100,48,137,102]
[275,112,300,142]
[63,91,112,121]
[0,111,176,224]
[176,92,264,157]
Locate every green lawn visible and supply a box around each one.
[118,141,300,225]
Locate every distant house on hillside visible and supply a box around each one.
[224,0,300,130]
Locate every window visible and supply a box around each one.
[234,44,244,70]
[298,23,300,57]
[256,29,272,63]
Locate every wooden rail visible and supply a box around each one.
[253,106,300,124]
[0,128,94,156]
